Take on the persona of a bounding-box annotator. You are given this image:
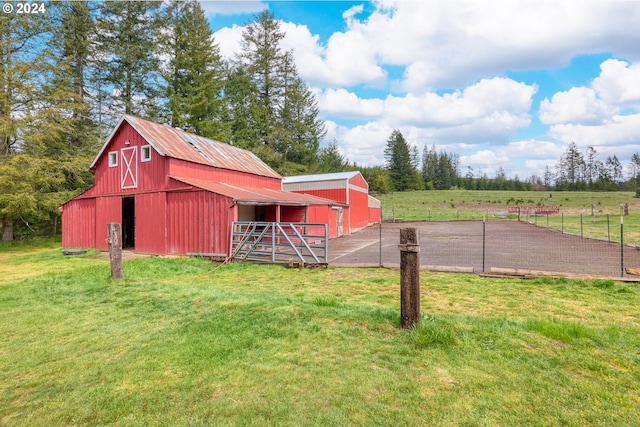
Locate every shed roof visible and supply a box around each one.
[282,171,361,184]
[91,115,281,180]
[172,176,346,207]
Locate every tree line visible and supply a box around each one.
[0,1,339,240]
[375,130,640,194]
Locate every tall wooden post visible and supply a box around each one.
[107,223,123,279]
[399,228,420,329]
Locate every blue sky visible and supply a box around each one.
[200,0,640,180]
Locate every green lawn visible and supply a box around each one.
[1,246,639,426]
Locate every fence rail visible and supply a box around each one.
[230,222,328,265]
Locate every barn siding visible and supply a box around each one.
[168,158,281,190]
[348,189,370,231]
[293,188,347,204]
[166,191,231,255]
[307,205,335,238]
[95,197,122,251]
[348,173,368,190]
[61,198,96,248]
[280,206,306,223]
[135,192,167,254]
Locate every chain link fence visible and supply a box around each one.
[331,213,640,278]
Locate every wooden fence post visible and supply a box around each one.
[399,228,420,329]
[107,223,123,279]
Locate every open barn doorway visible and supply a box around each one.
[122,197,135,249]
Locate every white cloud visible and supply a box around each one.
[338,121,394,167]
[321,77,535,143]
[592,59,640,107]
[502,140,563,160]
[539,87,615,125]
[339,0,640,89]
[213,25,244,61]
[319,89,384,119]
[460,150,510,176]
[548,114,640,147]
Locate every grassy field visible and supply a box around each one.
[1,246,639,426]
[377,190,640,244]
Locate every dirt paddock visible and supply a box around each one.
[329,220,640,280]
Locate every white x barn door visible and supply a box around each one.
[120,146,138,189]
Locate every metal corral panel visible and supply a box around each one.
[61,198,96,248]
[95,197,122,251]
[135,192,167,254]
[92,115,281,180]
[166,191,232,255]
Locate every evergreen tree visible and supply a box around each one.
[545,166,554,189]
[629,153,640,188]
[237,9,285,145]
[163,0,226,139]
[585,146,598,189]
[361,166,392,193]
[222,66,263,150]
[237,10,325,171]
[96,0,163,121]
[384,130,415,191]
[562,142,585,190]
[274,60,325,165]
[421,145,438,189]
[0,9,50,156]
[0,154,69,241]
[41,1,100,156]
[608,155,623,186]
[318,141,347,173]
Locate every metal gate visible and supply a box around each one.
[230,222,328,265]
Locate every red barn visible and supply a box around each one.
[282,171,382,238]
[61,115,342,256]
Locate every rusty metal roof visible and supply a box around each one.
[91,115,281,179]
[172,176,346,206]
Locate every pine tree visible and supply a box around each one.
[95,0,163,121]
[40,0,100,156]
[275,67,325,165]
[562,142,585,190]
[238,9,286,144]
[222,66,263,150]
[318,141,346,173]
[0,9,50,156]
[237,10,325,171]
[163,0,226,139]
[384,130,415,191]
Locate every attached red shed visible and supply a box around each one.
[282,171,382,237]
[61,115,342,256]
